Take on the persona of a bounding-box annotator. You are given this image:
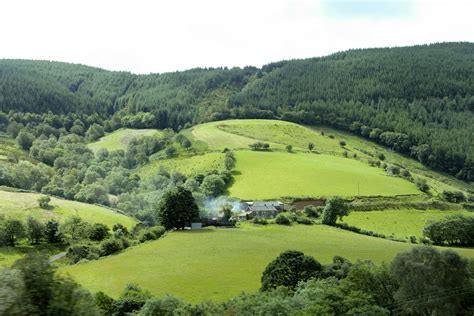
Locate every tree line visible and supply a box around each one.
[1,42,473,179]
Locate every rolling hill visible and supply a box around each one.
[1,43,473,179]
[0,187,136,229]
[61,223,474,303]
[157,119,468,198]
[88,128,162,152]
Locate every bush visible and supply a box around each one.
[303,206,322,218]
[38,196,51,209]
[252,218,268,225]
[400,169,411,178]
[249,142,270,151]
[378,153,385,161]
[113,223,129,236]
[339,140,346,147]
[89,223,110,241]
[139,226,166,243]
[275,213,291,225]
[415,178,430,193]
[441,190,466,203]
[100,238,123,256]
[296,217,313,225]
[67,243,101,263]
[386,165,400,176]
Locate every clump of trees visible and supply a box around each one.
[423,214,474,246]
[441,190,466,203]
[249,142,270,151]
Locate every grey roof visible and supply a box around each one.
[248,201,282,206]
[248,204,278,212]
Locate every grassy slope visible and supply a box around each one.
[342,209,474,240]
[136,153,225,178]
[229,151,419,199]
[0,134,29,164]
[189,119,469,196]
[0,188,136,229]
[61,224,474,303]
[88,128,162,152]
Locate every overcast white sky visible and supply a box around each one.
[0,0,472,74]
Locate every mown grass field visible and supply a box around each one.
[61,224,474,303]
[342,209,474,240]
[228,151,420,199]
[136,153,225,179]
[88,128,162,152]
[0,188,136,229]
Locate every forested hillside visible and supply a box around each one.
[0,42,473,180]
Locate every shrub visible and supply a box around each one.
[415,178,430,193]
[400,169,411,178]
[38,196,51,209]
[339,140,346,147]
[113,223,129,236]
[252,218,268,225]
[275,213,291,225]
[296,217,313,225]
[303,206,321,218]
[67,244,101,263]
[441,190,466,203]
[89,223,110,241]
[139,226,166,243]
[409,236,417,244]
[249,142,270,151]
[378,153,385,161]
[386,165,400,176]
[100,238,123,256]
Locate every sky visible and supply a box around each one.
[0,0,472,74]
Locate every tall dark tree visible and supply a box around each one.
[261,250,322,291]
[156,186,200,230]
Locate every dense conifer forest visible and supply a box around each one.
[0,42,473,180]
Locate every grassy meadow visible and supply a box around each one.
[136,153,225,179]
[342,209,474,240]
[88,128,162,152]
[0,134,28,164]
[228,151,420,199]
[188,120,470,196]
[61,224,474,303]
[0,188,136,229]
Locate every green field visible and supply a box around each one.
[88,128,162,152]
[136,153,225,179]
[188,120,470,196]
[61,224,474,303]
[0,134,28,164]
[228,151,420,199]
[0,188,136,229]
[342,209,474,240]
